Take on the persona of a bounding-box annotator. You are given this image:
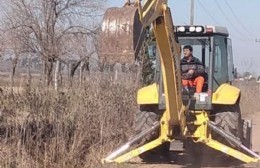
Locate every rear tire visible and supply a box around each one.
[134,110,170,161]
[213,104,242,147]
[241,119,252,149]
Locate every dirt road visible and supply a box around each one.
[128,112,260,168]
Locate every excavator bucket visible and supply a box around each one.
[99,4,144,65]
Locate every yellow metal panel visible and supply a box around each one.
[212,84,240,104]
[114,137,170,163]
[192,111,209,139]
[137,0,167,27]
[137,83,159,104]
[206,139,259,163]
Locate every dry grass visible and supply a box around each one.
[0,73,259,168]
[0,73,138,168]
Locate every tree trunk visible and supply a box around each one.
[10,57,18,88]
[44,61,54,86]
[69,60,81,86]
[114,63,122,82]
[54,60,61,91]
[28,56,32,87]
[79,61,84,86]
[79,60,90,86]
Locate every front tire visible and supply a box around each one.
[134,109,169,161]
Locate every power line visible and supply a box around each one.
[197,0,247,42]
[197,0,221,25]
[213,0,252,41]
[194,0,252,42]
[223,0,255,37]
[229,32,248,42]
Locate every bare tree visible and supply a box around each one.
[67,33,96,86]
[1,26,30,87]
[0,0,105,86]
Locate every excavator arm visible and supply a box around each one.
[137,0,185,134]
[102,1,187,163]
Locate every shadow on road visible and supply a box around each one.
[128,151,245,168]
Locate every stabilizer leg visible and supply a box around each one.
[102,122,169,163]
[206,121,260,163]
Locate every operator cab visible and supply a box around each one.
[175,25,235,110]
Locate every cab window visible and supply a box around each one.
[213,35,229,91]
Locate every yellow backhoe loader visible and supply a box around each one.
[100,0,260,164]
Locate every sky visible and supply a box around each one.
[106,0,260,75]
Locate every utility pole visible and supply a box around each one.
[190,0,194,25]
